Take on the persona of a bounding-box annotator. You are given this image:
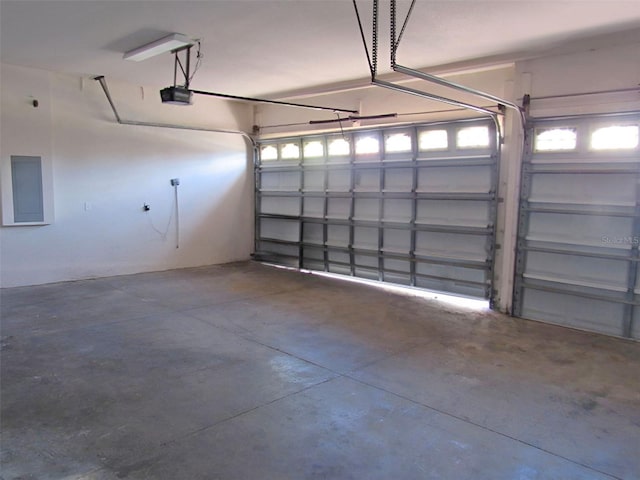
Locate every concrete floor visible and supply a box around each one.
[1,262,639,480]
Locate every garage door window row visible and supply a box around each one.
[261,126,491,164]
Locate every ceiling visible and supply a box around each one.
[1,0,640,98]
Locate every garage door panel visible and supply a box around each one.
[520,289,625,337]
[302,246,323,261]
[524,251,629,291]
[383,199,412,222]
[327,198,350,218]
[354,226,378,250]
[416,231,487,261]
[354,169,380,191]
[529,173,635,205]
[261,171,300,191]
[354,267,378,280]
[303,197,324,217]
[258,241,299,265]
[303,170,324,191]
[328,250,350,264]
[302,247,324,271]
[632,309,640,340]
[417,166,492,193]
[384,272,411,285]
[261,197,300,216]
[327,225,349,247]
[328,169,351,191]
[526,212,632,246]
[328,264,351,275]
[260,218,299,242]
[515,113,640,338]
[530,153,639,166]
[415,276,486,298]
[416,199,491,227]
[354,198,379,220]
[634,268,640,295]
[384,258,411,274]
[384,168,413,191]
[302,223,323,244]
[383,228,411,253]
[256,119,497,299]
[354,253,378,268]
[416,262,486,284]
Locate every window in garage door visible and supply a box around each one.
[255,119,499,299]
[513,113,640,339]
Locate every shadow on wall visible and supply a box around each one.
[171,148,254,265]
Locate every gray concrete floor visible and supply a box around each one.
[1,262,639,480]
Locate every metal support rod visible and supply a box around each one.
[309,113,398,125]
[622,170,640,337]
[260,109,502,130]
[190,89,358,114]
[530,109,640,122]
[526,86,640,101]
[174,183,180,249]
[93,76,255,146]
[392,64,521,112]
[173,45,193,88]
[173,54,178,88]
[352,0,374,78]
[394,0,416,52]
[185,46,191,88]
[390,0,397,67]
[176,55,186,83]
[93,76,122,123]
[372,0,379,77]
[373,78,497,116]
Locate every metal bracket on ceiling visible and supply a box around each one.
[172,44,194,89]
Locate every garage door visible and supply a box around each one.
[513,113,640,339]
[255,119,499,299]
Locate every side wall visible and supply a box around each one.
[0,64,254,287]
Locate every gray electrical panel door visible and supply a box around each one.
[11,156,44,223]
[255,119,498,299]
[514,113,640,339]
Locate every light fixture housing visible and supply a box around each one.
[123,33,193,61]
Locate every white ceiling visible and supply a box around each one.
[1,0,640,97]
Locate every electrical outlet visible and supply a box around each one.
[170,178,180,186]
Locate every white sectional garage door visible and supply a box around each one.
[513,113,640,339]
[255,119,499,299]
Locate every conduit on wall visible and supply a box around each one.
[93,76,256,149]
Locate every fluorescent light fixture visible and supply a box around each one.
[123,33,193,61]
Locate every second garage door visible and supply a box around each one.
[513,112,640,339]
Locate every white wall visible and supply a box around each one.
[520,40,640,117]
[0,64,255,287]
[253,33,640,313]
